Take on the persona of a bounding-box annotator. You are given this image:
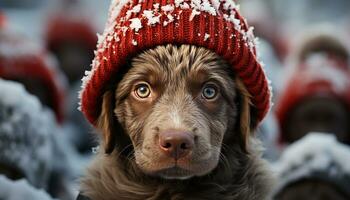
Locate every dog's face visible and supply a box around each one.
[98,45,254,179]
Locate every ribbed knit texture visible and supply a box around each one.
[80,0,271,125]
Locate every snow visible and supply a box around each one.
[129,18,142,32]
[0,27,42,58]
[0,79,55,188]
[274,133,350,179]
[204,33,210,41]
[143,10,160,26]
[0,175,54,200]
[79,0,263,108]
[303,53,349,92]
[132,39,138,46]
[190,9,201,21]
[161,5,175,12]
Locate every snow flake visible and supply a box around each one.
[129,18,142,32]
[201,0,217,15]
[143,10,160,26]
[92,146,100,154]
[175,0,184,7]
[223,0,239,11]
[161,4,175,12]
[190,9,201,21]
[132,39,138,46]
[126,4,142,19]
[153,3,160,10]
[204,33,210,41]
[164,14,175,26]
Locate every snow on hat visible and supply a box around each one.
[0,25,67,123]
[79,0,272,125]
[46,14,97,54]
[276,33,350,142]
[0,79,56,189]
[273,133,350,198]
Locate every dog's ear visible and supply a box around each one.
[97,91,117,154]
[235,77,259,150]
[97,90,133,155]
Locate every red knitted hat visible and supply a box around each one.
[0,26,67,123]
[275,58,350,143]
[46,14,97,53]
[0,12,5,28]
[79,0,272,125]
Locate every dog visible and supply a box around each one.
[79,44,273,200]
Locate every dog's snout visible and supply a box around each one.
[159,130,194,159]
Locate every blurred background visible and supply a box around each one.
[0,0,350,199]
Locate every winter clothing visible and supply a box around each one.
[273,133,350,198]
[0,13,5,28]
[79,0,272,125]
[0,175,54,200]
[276,32,350,143]
[0,23,67,123]
[46,14,97,57]
[276,60,350,142]
[45,1,99,84]
[0,79,55,189]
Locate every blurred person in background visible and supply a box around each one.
[45,0,97,85]
[0,15,67,124]
[0,79,80,200]
[0,14,88,200]
[0,175,54,200]
[0,79,55,195]
[273,133,350,200]
[45,0,102,155]
[275,30,350,146]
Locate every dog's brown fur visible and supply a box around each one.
[80,45,273,200]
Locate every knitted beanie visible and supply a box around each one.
[276,33,350,143]
[0,25,67,123]
[276,66,350,143]
[79,0,272,125]
[46,14,97,55]
[0,12,5,28]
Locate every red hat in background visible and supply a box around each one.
[79,0,272,125]
[0,12,6,28]
[0,25,67,123]
[46,14,97,54]
[275,33,350,143]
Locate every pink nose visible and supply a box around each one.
[159,130,194,160]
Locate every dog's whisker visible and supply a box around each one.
[116,144,134,159]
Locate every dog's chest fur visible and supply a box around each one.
[80,139,273,200]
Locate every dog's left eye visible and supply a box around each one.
[135,83,151,98]
[202,85,218,100]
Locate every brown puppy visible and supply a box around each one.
[80,45,273,200]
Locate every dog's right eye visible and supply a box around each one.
[135,84,151,98]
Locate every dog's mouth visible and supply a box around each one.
[135,149,221,180]
[153,166,194,180]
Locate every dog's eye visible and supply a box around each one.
[135,84,151,98]
[202,85,218,100]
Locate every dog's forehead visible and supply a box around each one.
[130,45,232,83]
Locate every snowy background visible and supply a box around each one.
[1,0,350,199]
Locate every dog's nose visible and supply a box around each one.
[159,130,194,160]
